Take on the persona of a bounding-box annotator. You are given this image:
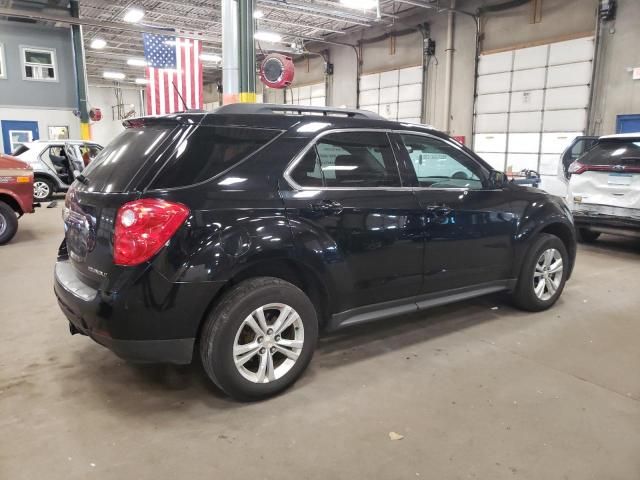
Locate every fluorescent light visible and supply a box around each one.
[123,7,144,23]
[254,10,264,18]
[127,58,147,67]
[90,38,106,49]
[340,0,378,9]
[255,31,282,43]
[135,78,149,85]
[200,53,222,62]
[103,71,125,80]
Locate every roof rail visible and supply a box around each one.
[213,103,384,120]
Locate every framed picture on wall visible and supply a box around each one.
[48,126,69,140]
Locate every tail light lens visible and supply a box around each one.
[567,161,587,175]
[114,198,189,266]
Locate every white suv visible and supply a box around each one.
[567,133,640,242]
[12,140,103,201]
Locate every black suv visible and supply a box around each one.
[55,104,576,400]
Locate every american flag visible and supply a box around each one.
[143,33,202,115]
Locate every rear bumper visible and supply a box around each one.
[54,260,223,364]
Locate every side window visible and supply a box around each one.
[290,131,401,188]
[400,134,484,189]
[45,145,66,162]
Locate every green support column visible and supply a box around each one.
[238,0,256,103]
[70,0,91,139]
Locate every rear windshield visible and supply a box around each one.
[579,139,640,166]
[149,125,281,189]
[81,126,174,192]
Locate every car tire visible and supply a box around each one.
[577,228,600,243]
[511,233,569,312]
[0,201,18,245]
[33,177,54,202]
[199,277,318,401]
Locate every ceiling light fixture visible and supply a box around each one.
[123,7,144,23]
[339,0,377,9]
[200,53,222,62]
[90,38,106,49]
[254,10,264,19]
[127,58,147,67]
[103,71,125,80]
[254,31,282,43]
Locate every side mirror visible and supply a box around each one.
[489,170,508,188]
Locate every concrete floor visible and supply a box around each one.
[1,199,639,480]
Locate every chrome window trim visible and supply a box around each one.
[393,129,490,191]
[283,128,411,191]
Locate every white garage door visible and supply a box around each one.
[474,36,594,177]
[286,82,326,107]
[359,65,423,123]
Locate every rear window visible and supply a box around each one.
[12,145,29,156]
[149,125,280,189]
[81,126,174,192]
[579,139,640,166]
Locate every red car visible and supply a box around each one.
[0,154,35,244]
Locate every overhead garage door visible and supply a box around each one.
[474,36,594,177]
[359,65,422,123]
[285,82,326,107]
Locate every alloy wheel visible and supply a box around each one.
[33,181,50,200]
[233,303,304,384]
[0,213,6,237]
[533,248,563,301]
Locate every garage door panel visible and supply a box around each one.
[398,83,422,102]
[545,85,590,109]
[509,111,542,132]
[476,151,506,171]
[506,153,538,172]
[362,105,379,115]
[380,70,399,88]
[478,51,513,75]
[298,85,311,99]
[547,62,592,88]
[311,83,325,98]
[310,96,325,107]
[508,133,540,153]
[359,89,379,107]
[476,93,510,114]
[477,72,511,95]
[474,133,507,153]
[512,68,546,91]
[543,109,587,132]
[399,66,422,85]
[360,73,380,91]
[510,90,544,112]
[539,153,561,175]
[513,45,548,70]
[379,102,398,119]
[398,117,421,124]
[548,37,594,65]
[398,101,421,118]
[541,132,582,154]
[380,86,399,104]
[475,113,508,133]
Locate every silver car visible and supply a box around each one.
[12,140,103,201]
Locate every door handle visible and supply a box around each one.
[426,205,452,217]
[310,200,343,214]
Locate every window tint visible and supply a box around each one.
[151,126,280,188]
[290,131,401,188]
[576,139,640,167]
[400,134,484,189]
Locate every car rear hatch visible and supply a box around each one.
[568,137,640,212]
[62,120,185,287]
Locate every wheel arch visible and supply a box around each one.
[33,172,59,189]
[0,193,23,215]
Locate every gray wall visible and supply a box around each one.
[0,20,77,109]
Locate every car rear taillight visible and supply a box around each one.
[567,161,587,175]
[114,199,189,266]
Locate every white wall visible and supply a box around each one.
[88,86,144,147]
[0,106,80,153]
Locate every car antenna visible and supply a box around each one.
[172,81,189,112]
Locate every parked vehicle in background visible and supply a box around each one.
[567,133,640,242]
[542,135,598,198]
[54,104,576,401]
[11,140,103,201]
[0,154,34,244]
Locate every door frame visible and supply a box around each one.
[1,120,40,154]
